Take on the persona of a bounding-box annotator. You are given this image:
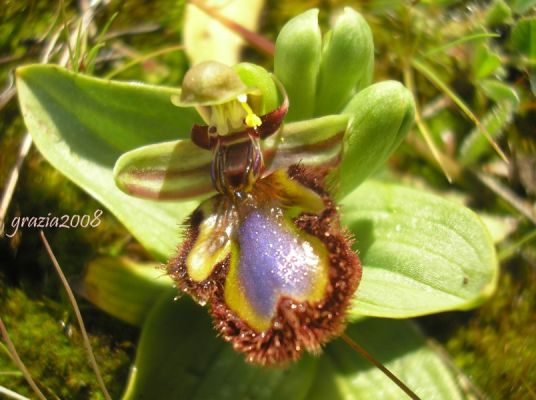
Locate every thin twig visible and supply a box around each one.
[0,317,46,400]
[473,171,536,225]
[0,133,33,238]
[0,386,31,400]
[105,44,183,79]
[340,333,422,400]
[427,338,488,400]
[39,231,112,400]
[403,60,456,182]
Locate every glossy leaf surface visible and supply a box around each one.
[16,64,202,259]
[122,291,317,400]
[122,290,466,400]
[342,180,498,318]
[307,319,466,400]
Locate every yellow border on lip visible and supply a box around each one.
[223,214,330,333]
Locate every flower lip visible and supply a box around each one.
[171,61,259,107]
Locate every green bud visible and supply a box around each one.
[274,9,322,122]
[338,81,415,198]
[315,7,374,116]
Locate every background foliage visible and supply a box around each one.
[0,0,535,399]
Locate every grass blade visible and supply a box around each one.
[412,57,509,164]
[40,231,112,400]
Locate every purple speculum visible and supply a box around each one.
[237,207,326,319]
[167,62,361,365]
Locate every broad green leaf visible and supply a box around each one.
[315,7,374,115]
[122,290,317,400]
[16,65,202,259]
[274,9,322,122]
[307,319,466,400]
[183,0,265,65]
[338,81,415,198]
[81,257,172,326]
[342,180,498,318]
[114,139,214,200]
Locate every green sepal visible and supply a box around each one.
[315,7,374,116]
[338,81,415,198]
[274,9,322,122]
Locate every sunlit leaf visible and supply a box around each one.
[342,180,498,318]
[122,291,317,400]
[307,319,466,400]
[81,257,172,326]
[16,65,202,259]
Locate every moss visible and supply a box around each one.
[446,260,536,400]
[0,288,132,399]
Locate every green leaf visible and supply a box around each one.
[81,257,172,326]
[338,81,415,198]
[511,0,536,15]
[459,101,516,165]
[314,7,374,116]
[16,64,202,259]
[484,0,512,27]
[274,9,322,122]
[511,17,536,64]
[479,79,520,104]
[307,319,466,400]
[342,180,498,318]
[473,44,502,79]
[122,290,317,400]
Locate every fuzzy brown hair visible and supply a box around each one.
[167,166,362,366]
